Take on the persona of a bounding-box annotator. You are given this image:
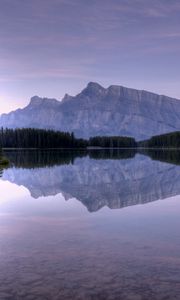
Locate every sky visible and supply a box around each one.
[0,0,180,113]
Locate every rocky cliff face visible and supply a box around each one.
[1,82,180,140]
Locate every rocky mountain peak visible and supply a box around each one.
[29,96,60,107]
[0,82,180,140]
[82,82,105,96]
[29,96,44,106]
[61,93,73,102]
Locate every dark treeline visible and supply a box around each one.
[3,148,180,170]
[139,131,180,148]
[4,150,86,169]
[89,149,136,160]
[139,149,180,166]
[4,149,136,169]
[0,128,137,149]
[0,128,88,148]
[138,131,180,165]
[1,128,180,150]
[89,136,137,148]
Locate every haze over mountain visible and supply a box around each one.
[1,82,180,140]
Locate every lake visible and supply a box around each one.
[0,149,180,300]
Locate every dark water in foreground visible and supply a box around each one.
[0,150,180,300]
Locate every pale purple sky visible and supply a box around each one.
[1,0,180,113]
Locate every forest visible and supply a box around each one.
[0,128,180,149]
[89,136,137,148]
[138,131,180,148]
[0,128,87,148]
[0,128,137,149]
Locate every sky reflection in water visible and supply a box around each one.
[0,150,180,300]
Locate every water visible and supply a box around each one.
[0,150,180,300]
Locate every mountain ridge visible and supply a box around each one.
[2,153,180,212]
[1,82,180,140]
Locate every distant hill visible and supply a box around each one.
[1,82,180,140]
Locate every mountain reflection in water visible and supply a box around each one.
[2,149,180,212]
[1,149,180,300]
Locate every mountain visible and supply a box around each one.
[1,82,180,140]
[2,152,180,212]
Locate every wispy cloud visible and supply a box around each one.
[0,0,180,106]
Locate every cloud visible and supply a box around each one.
[0,0,180,106]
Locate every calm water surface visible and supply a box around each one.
[0,150,180,300]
